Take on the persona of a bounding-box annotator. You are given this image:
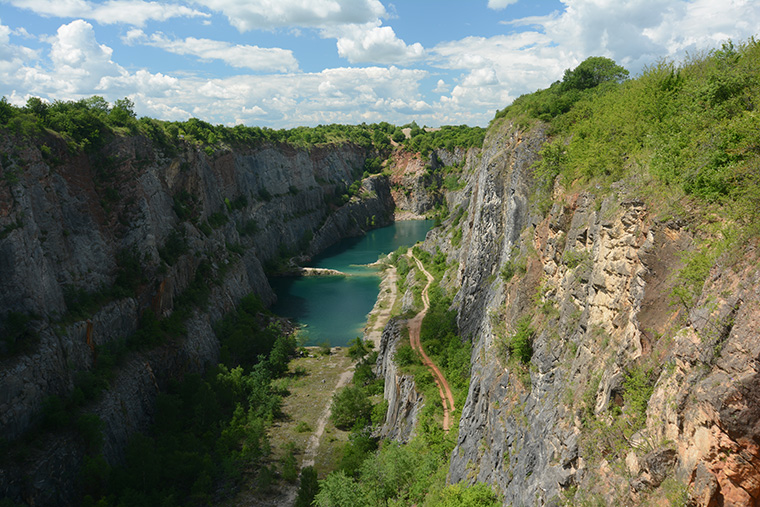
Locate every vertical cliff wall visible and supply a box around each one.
[385,118,760,506]
[0,130,394,505]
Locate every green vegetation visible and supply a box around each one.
[403,124,486,156]
[0,96,405,158]
[315,434,499,507]
[80,294,298,506]
[419,285,472,397]
[499,43,760,222]
[330,385,373,430]
[497,41,760,322]
[495,56,629,124]
[578,363,657,466]
[506,315,534,365]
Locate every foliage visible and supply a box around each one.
[329,385,373,430]
[394,343,421,367]
[403,125,486,156]
[495,56,629,123]
[295,466,320,507]
[83,291,295,506]
[316,435,497,507]
[157,229,188,266]
[507,315,534,365]
[623,365,656,426]
[561,56,630,91]
[425,482,501,507]
[348,336,370,361]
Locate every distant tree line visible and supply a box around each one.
[0,96,484,157]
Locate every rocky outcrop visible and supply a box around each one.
[375,318,423,443]
[385,148,464,217]
[0,130,395,505]
[390,117,760,506]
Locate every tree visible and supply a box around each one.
[109,97,136,127]
[294,466,320,507]
[561,56,629,91]
[25,96,49,119]
[330,385,372,430]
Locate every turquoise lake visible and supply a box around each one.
[270,220,434,346]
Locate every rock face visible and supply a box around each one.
[375,318,423,443]
[0,131,394,505]
[377,118,760,506]
[386,148,464,217]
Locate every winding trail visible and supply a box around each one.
[407,253,456,432]
[301,367,354,469]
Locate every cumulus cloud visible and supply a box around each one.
[1,20,179,101]
[329,22,425,64]
[191,0,386,31]
[430,0,760,125]
[0,20,39,85]
[123,30,299,72]
[47,19,124,93]
[8,0,210,26]
[158,65,430,126]
[502,0,760,73]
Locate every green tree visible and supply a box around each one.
[561,56,629,91]
[295,466,320,507]
[330,385,372,430]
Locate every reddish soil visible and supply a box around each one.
[408,253,456,432]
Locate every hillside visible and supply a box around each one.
[367,42,760,506]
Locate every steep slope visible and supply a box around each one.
[0,128,394,505]
[412,115,760,506]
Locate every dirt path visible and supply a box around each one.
[301,367,353,469]
[407,253,456,432]
[365,263,398,348]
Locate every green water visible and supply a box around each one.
[270,220,434,346]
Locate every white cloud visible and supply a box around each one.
[123,30,299,72]
[47,19,124,93]
[503,0,760,73]
[329,22,425,64]
[428,0,760,124]
[433,79,448,93]
[1,20,179,102]
[8,0,210,26]
[191,0,386,31]
[488,0,519,10]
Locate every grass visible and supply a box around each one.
[266,347,354,478]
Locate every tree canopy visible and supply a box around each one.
[561,56,629,91]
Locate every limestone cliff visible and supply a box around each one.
[385,118,760,506]
[0,130,394,505]
[374,318,423,444]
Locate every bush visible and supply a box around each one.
[508,315,534,364]
[394,344,421,367]
[330,385,372,430]
[295,466,320,507]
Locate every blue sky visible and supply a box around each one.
[1,0,758,128]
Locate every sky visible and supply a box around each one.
[0,0,758,129]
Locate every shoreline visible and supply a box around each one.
[363,256,398,348]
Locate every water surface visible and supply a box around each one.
[270,220,433,346]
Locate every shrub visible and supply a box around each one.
[330,385,372,430]
[295,466,319,507]
[394,344,421,367]
[508,315,534,364]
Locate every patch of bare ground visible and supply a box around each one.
[225,348,353,506]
